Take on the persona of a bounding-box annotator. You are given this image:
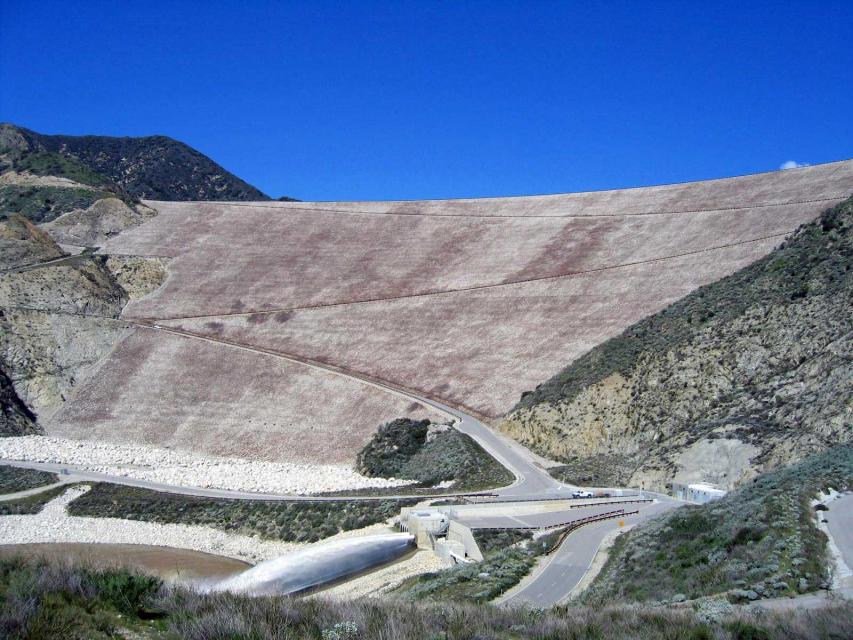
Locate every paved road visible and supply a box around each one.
[0,459,494,503]
[2,321,572,504]
[410,395,573,498]
[0,479,74,502]
[501,498,677,607]
[456,501,650,530]
[825,493,853,578]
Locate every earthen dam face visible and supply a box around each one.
[46,161,853,466]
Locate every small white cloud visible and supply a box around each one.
[780,160,809,170]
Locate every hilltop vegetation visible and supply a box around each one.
[502,198,853,490]
[357,419,514,491]
[2,123,271,202]
[3,557,851,640]
[583,445,852,605]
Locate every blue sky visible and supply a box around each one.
[1,1,851,201]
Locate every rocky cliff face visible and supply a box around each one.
[42,198,158,246]
[0,368,37,436]
[0,214,166,433]
[500,199,853,491]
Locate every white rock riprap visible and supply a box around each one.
[317,549,448,600]
[0,436,415,494]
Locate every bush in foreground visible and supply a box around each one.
[2,557,852,640]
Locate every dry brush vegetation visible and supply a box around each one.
[583,445,853,605]
[2,556,851,640]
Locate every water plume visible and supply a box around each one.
[214,533,415,596]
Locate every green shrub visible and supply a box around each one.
[0,185,113,223]
[583,445,853,604]
[0,465,58,493]
[67,482,416,543]
[726,621,772,640]
[356,420,513,491]
[0,485,69,516]
[2,557,852,640]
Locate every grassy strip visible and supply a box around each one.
[393,546,538,603]
[66,483,417,543]
[0,465,58,494]
[9,151,115,189]
[473,528,533,555]
[0,485,69,516]
[5,557,851,640]
[583,445,853,604]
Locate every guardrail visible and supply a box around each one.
[461,494,645,505]
[458,498,652,513]
[471,508,634,532]
[544,509,639,555]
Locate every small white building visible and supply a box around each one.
[672,482,727,504]
[399,509,450,546]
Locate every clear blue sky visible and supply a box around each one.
[1,1,851,201]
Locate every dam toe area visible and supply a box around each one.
[37,160,853,472]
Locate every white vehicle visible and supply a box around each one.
[572,489,593,499]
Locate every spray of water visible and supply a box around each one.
[213,533,415,596]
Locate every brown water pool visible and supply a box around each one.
[0,543,252,583]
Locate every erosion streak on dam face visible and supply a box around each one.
[46,161,853,465]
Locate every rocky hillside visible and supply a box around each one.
[0,248,168,436]
[0,214,143,433]
[2,123,270,202]
[0,122,272,433]
[0,370,37,436]
[501,198,852,491]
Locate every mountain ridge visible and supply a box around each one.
[2,123,273,202]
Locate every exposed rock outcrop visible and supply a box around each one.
[0,214,64,270]
[0,209,166,426]
[0,367,37,435]
[104,255,169,301]
[501,198,853,491]
[42,197,158,247]
[0,254,132,417]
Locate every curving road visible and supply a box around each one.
[498,498,676,607]
[1,321,666,605]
